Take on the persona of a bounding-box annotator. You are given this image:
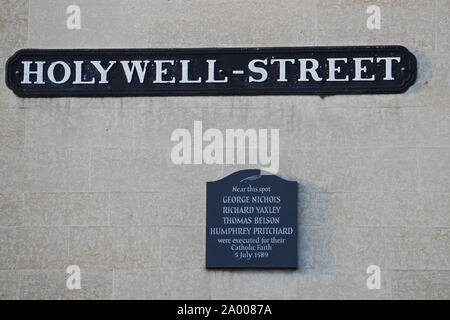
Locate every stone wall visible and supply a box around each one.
[0,0,449,299]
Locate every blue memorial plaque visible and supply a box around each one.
[206,169,298,268]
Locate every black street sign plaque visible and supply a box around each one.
[206,170,298,268]
[6,46,416,97]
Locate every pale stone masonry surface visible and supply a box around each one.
[0,0,449,299]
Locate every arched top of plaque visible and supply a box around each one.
[207,169,297,186]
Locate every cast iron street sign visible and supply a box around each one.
[5,46,416,97]
[206,170,298,268]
